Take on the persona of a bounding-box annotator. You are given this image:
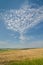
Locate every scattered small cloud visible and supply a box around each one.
[0,1,43,41]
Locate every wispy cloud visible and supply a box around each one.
[0,40,43,48]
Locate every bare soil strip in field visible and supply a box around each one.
[0,48,43,63]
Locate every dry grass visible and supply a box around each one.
[0,48,43,63]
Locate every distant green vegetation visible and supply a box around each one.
[1,58,43,65]
[0,49,10,52]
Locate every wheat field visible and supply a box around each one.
[0,48,43,65]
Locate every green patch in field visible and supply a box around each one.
[0,49,10,52]
[1,58,43,65]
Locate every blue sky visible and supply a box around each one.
[0,0,43,48]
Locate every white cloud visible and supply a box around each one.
[0,2,43,40]
[19,35,34,41]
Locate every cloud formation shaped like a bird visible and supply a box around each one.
[0,3,43,37]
